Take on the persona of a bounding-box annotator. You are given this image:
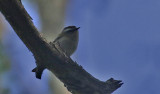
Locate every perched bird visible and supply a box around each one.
[53,26,80,56]
[32,26,80,79]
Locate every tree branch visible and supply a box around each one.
[0,0,123,94]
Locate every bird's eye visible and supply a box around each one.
[68,30,75,33]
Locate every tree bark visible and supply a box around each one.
[0,0,123,94]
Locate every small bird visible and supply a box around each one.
[32,26,79,79]
[53,26,80,56]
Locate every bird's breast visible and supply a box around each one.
[57,36,78,56]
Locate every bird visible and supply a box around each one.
[32,26,80,79]
[53,26,80,56]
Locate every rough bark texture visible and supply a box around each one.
[0,0,123,94]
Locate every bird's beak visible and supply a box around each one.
[76,27,80,30]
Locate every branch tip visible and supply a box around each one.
[32,67,45,79]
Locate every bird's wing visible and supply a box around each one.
[53,33,64,43]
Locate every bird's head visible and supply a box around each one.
[62,26,80,33]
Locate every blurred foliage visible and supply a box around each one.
[0,87,10,94]
[0,16,5,40]
[0,15,10,94]
[0,16,10,74]
[0,43,10,74]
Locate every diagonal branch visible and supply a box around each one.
[0,0,123,94]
